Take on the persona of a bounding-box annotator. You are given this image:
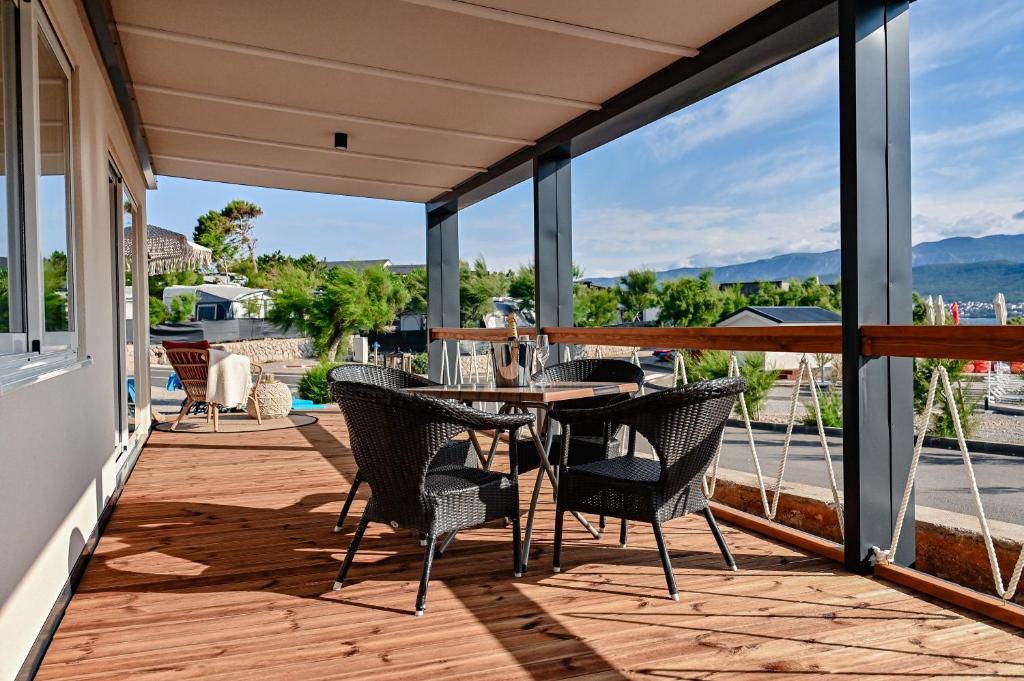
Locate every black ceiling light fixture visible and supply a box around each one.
[334,132,348,150]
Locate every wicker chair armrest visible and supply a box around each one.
[446,407,533,432]
[551,377,748,428]
[548,404,622,427]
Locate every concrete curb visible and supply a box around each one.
[710,467,1024,606]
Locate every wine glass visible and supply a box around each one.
[535,335,550,387]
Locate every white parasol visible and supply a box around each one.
[994,293,1008,325]
[124,225,213,275]
[935,295,946,325]
[925,295,936,325]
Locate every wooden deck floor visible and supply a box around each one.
[36,411,1024,680]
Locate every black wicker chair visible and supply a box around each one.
[503,359,644,567]
[523,358,646,470]
[549,377,746,601]
[326,364,476,533]
[330,381,533,616]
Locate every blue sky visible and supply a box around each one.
[147,0,1024,279]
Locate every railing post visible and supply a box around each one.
[426,202,460,383]
[533,144,573,364]
[839,0,915,572]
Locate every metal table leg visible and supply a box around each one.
[518,404,599,574]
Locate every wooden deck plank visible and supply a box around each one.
[35,413,1024,680]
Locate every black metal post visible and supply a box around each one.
[839,0,914,573]
[426,203,460,383]
[533,145,573,357]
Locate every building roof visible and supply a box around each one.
[718,306,841,325]
[165,284,267,302]
[103,0,783,201]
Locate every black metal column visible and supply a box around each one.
[839,0,914,573]
[426,203,460,383]
[533,145,573,348]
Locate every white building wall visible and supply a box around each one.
[0,0,150,676]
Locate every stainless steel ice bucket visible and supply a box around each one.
[490,340,534,387]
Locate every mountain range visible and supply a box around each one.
[583,234,1024,302]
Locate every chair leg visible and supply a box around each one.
[170,397,192,431]
[519,467,545,574]
[651,518,679,601]
[253,392,263,425]
[415,535,437,616]
[599,515,607,535]
[619,517,628,548]
[703,507,738,571]
[552,508,565,573]
[436,530,458,557]
[333,510,370,590]
[212,403,220,432]
[512,508,522,577]
[333,471,363,533]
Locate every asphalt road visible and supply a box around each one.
[715,426,1023,525]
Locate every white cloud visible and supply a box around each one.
[911,2,1024,75]
[724,146,837,196]
[913,111,1024,152]
[641,42,837,161]
[573,189,841,278]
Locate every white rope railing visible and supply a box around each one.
[629,349,646,396]
[454,341,464,385]
[873,365,1024,601]
[698,353,844,537]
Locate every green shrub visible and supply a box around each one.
[804,386,843,428]
[913,358,981,438]
[687,350,779,419]
[412,351,429,375]
[167,293,197,323]
[298,362,340,404]
[149,296,168,326]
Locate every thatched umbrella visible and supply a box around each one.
[124,224,213,275]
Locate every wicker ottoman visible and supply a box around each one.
[248,380,292,420]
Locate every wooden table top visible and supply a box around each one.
[405,381,639,404]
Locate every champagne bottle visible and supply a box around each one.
[507,311,518,341]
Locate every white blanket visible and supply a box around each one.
[206,348,252,409]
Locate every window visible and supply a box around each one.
[0,0,23,356]
[0,1,82,392]
[36,12,74,351]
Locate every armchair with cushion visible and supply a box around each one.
[162,341,264,432]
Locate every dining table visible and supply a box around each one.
[405,380,640,574]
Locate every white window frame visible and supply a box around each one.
[0,0,24,357]
[0,0,85,396]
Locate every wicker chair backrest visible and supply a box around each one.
[557,377,745,491]
[330,381,532,527]
[534,358,646,435]
[327,363,435,390]
[165,348,210,403]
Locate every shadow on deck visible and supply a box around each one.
[35,411,1024,680]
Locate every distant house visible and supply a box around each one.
[716,306,841,372]
[716,306,841,327]
[163,284,271,321]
